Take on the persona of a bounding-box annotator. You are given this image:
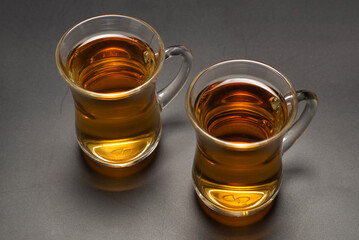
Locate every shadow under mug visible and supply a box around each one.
[185,60,318,225]
[56,15,192,169]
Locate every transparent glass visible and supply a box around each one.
[186,60,318,222]
[56,15,192,168]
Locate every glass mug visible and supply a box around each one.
[56,15,192,170]
[186,60,318,225]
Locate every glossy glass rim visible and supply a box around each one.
[55,14,165,99]
[185,59,298,149]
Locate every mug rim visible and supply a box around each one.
[55,14,166,99]
[185,59,299,149]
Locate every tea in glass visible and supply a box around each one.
[67,35,160,165]
[186,60,318,225]
[56,15,193,169]
[193,78,287,213]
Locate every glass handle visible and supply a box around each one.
[283,90,318,153]
[157,46,193,110]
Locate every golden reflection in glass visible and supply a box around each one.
[203,179,277,212]
[86,133,155,165]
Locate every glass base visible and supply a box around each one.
[82,146,157,179]
[193,177,279,226]
[79,128,161,178]
[196,193,274,226]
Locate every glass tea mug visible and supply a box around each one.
[186,60,318,225]
[56,15,192,172]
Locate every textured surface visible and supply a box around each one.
[1,0,359,239]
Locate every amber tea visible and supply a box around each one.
[186,59,318,225]
[66,34,161,165]
[57,15,193,171]
[193,78,288,213]
[67,35,155,93]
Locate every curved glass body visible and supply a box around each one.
[186,60,317,219]
[56,15,192,168]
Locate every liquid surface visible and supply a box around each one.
[67,34,155,93]
[66,35,160,165]
[194,78,287,143]
[193,78,287,213]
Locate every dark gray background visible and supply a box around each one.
[1,0,358,239]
